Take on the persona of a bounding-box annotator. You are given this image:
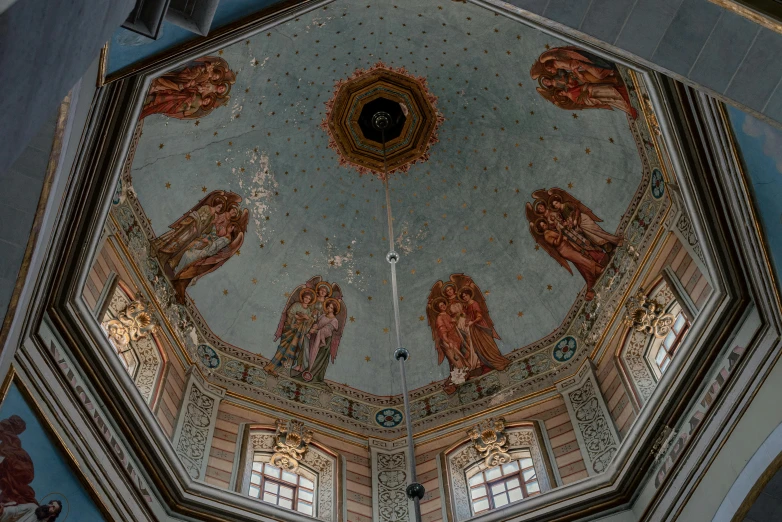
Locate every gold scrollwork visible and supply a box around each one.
[104,300,156,346]
[469,417,511,467]
[624,289,675,339]
[271,419,313,472]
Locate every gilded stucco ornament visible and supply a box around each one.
[271,419,313,472]
[468,417,511,467]
[624,289,675,338]
[104,300,156,346]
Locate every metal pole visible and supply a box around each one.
[375,118,424,521]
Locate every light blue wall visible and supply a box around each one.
[727,106,782,294]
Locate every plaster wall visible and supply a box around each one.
[0,0,135,173]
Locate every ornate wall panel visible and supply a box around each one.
[172,367,225,480]
[370,439,411,522]
[557,362,621,476]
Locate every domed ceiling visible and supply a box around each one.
[111,0,669,434]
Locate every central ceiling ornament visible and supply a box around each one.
[321,62,444,179]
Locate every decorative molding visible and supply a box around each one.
[624,289,675,339]
[271,418,314,472]
[446,425,553,521]
[101,289,161,403]
[172,366,225,480]
[557,362,621,476]
[468,417,510,467]
[370,438,411,522]
[240,425,337,522]
[621,282,675,404]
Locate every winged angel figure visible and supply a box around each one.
[264,276,347,386]
[526,188,623,301]
[530,46,637,119]
[150,190,249,304]
[426,274,509,391]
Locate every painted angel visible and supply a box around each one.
[140,56,236,120]
[530,46,637,119]
[150,190,248,304]
[526,188,620,300]
[427,275,509,388]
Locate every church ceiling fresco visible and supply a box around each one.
[107,0,674,435]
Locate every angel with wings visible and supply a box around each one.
[526,188,622,300]
[530,46,637,119]
[150,190,248,304]
[427,275,509,388]
[265,277,347,385]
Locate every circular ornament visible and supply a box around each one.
[197,344,220,369]
[375,408,404,428]
[553,336,577,362]
[651,168,665,199]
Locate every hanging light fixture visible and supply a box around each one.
[371,108,426,521]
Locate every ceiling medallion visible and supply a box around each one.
[321,62,444,179]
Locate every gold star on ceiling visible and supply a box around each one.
[585,148,591,154]
[609,137,614,143]
[252,278,257,284]
[518,311,524,317]
[252,315,257,321]
[606,178,612,184]
[568,182,574,189]
[349,316,355,322]
[185,154,191,160]
[365,356,371,362]
[547,285,552,290]
[201,186,207,193]
[383,328,389,333]
[165,182,171,189]
[572,113,578,119]
[158,143,164,149]
[419,316,425,321]
[194,120,200,126]
[516,274,523,280]
[223,289,228,295]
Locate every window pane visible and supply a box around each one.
[279,498,293,509]
[249,485,260,498]
[502,462,519,474]
[298,503,313,516]
[299,490,314,502]
[508,487,523,502]
[468,474,485,486]
[300,477,314,489]
[494,493,509,507]
[506,478,520,489]
[674,314,686,333]
[491,482,507,495]
[485,466,502,481]
[527,481,540,493]
[263,492,277,503]
[660,357,670,373]
[264,481,278,493]
[655,347,667,365]
[252,462,263,472]
[523,469,537,482]
[264,464,281,478]
[519,458,534,470]
[664,331,676,348]
[279,485,294,499]
[281,471,298,484]
[470,485,486,499]
[473,499,489,513]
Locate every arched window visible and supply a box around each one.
[466,450,540,515]
[445,422,556,521]
[644,303,689,379]
[239,425,339,522]
[652,311,688,374]
[249,456,317,516]
[99,282,163,404]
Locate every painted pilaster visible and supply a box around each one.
[369,438,412,522]
[557,361,621,476]
[172,365,225,480]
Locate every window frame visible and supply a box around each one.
[246,453,318,518]
[645,304,689,379]
[465,450,540,516]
